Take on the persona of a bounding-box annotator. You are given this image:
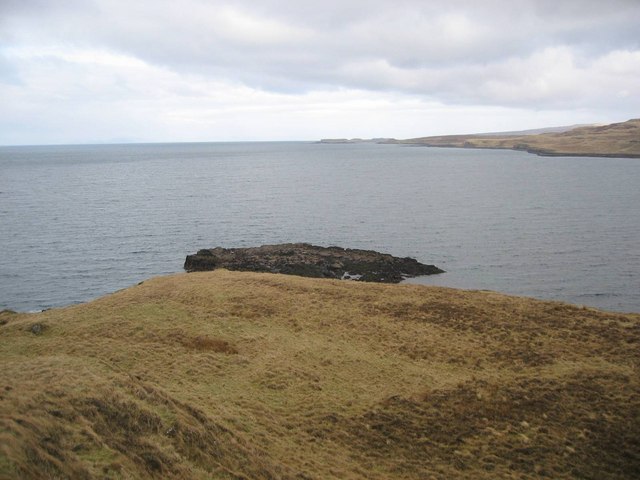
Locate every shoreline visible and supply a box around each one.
[398,142,640,159]
[383,118,640,159]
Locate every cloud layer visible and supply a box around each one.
[1,0,639,144]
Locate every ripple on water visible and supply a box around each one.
[1,142,639,313]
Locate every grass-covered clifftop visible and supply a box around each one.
[1,270,639,479]
[401,118,640,158]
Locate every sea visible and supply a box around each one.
[1,142,639,313]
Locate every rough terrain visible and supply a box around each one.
[1,270,639,479]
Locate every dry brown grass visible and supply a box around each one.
[1,270,638,479]
[403,118,640,158]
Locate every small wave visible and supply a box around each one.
[0,273,21,278]
[576,292,621,298]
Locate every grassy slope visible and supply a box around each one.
[1,270,639,479]
[402,119,640,158]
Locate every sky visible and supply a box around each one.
[1,0,639,145]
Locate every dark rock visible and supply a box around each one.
[29,323,46,335]
[184,243,443,283]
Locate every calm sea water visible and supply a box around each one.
[1,142,639,313]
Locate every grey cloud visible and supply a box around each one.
[2,0,640,109]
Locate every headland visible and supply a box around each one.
[1,269,638,478]
[396,118,640,158]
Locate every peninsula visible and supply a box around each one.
[397,118,640,158]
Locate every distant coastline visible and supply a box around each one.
[321,118,640,158]
[317,138,394,144]
[401,143,640,159]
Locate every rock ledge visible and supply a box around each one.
[184,243,443,283]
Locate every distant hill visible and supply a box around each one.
[479,124,598,136]
[400,119,640,158]
[1,270,638,478]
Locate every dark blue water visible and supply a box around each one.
[1,142,639,313]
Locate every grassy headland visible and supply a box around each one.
[399,118,640,158]
[1,270,639,479]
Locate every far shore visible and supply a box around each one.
[320,118,640,159]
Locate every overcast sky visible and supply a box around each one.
[1,0,639,145]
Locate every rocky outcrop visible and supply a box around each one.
[184,243,443,283]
